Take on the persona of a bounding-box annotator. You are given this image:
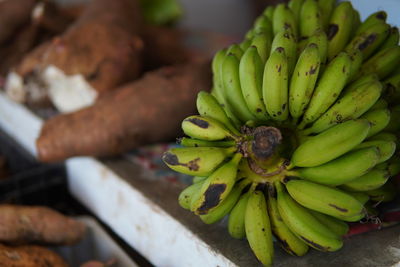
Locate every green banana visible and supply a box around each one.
[286,179,364,219]
[292,119,371,167]
[327,2,354,60]
[368,132,398,144]
[251,31,273,63]
[182,115,234,141]
[308,210,349,236]
[346,22,390,60]
[162,146,236,176]
[356,11,387,36]
[254,15,273,32]
[273,4,298,37]
[383,73,400,104]
[367,181,397,203]
[361,108,391,138]
[306,29,328,64]
[380,27,400,50]
[289,43,321,120]
[193,176,207,183]
[178,137,236,148]
[221,53,257,123]
[347,49,363,82]
[347,192,370,205]
[263,5,275,22]
[299,52,352,128]
[200,179,250,224]
[358,46,400,80]
[299,0,322,39]
[226,44,244,59]
[267,186,309,256]
[196,91,240,135]
[288,0,304,23]
[342,168,390,192]
[291,147,380,186]
[276,182,343,252]
[271,30,297,75]
[228,191,250,239]
[384,105,400,132]
[240,38,252,51]
[388,155,400,176]
[245,189,274,266]
[303,80,382,134]
[318,0,336,31]
[192,153,242,215]
[263,47,289,121]
[353,140,396,163]
[369,99,388,111]
[179,181,205,210]
[350,9,362,37]
[342,73,379,95]
[240,46,269,120]
[211,49,241,127]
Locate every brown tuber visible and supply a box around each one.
[36,61,212,162]
[0,205,86,245]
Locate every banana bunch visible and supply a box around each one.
[163,1,400,266]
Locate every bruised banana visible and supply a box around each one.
[361,108,391,138]
[182,115,235,141]
[178,137,235,148]
[285,179,364,220]
[163,146,236,176]
[276,182,343,252]
[267,185,309,256]
[273,3,298,38]
[318,0,336,31]
[271,30,297,75]
[355,11,387,36]
[299,0,321,39]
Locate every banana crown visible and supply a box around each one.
[163,2,400,266]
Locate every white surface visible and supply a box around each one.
[0,93,42,156]
[66,157,237,267]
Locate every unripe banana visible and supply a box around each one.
[263,6,275,22]
[380,27,400,50]
[308,210,349,236]
[196,91,240,135]
[221,53,257,123]
[299,52,352,128]
[267,186,309,256]
[227,44,244,59]
[211,49,241,127]
[291,147,380,186]
[200,179,251,224]
[368,132,398,144]
[254,16,274,37]
[292,119,371,167]
[178,137,236,148]
[276,182,343,252]
[251,31,273,63]
[263,47,289,121]
[350,9,362,37]
[358,46,400,80]
[179,181,205,210]
[347,49,363,82]
[289,43,321,120]
[306,29,328,64]
[304,80,382,134]
[388,155,400,176]
[361,108,391,138]
[182,115,234,141]
[347,192,369,205]
[367,181,397,203]
[240,46,269,121]
[384,105,400,132]
[383,73,400,104]
[271,30,297,75]
[286,179,364,219]
[192,153,242,215]
[228,191,250,239]
[245,189,274,266]
[327,2,354,60]
[318,0,336,31]
[273,4,298,38]
[239,39,252,51]
[353,140,396,163]
[346,22,390,60]
[193,176,207,183]
[356,11,387,36]
[369,99,388,111]
[341,168,390,192]
[162,146,236,176]
[288,0,304,22]
[342,73,379,95]
[299,0,322,39]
